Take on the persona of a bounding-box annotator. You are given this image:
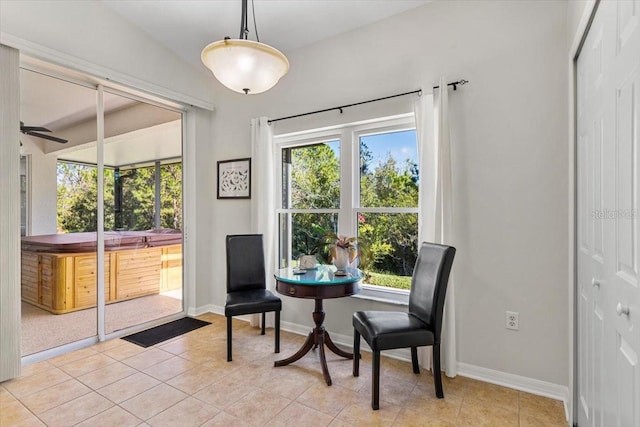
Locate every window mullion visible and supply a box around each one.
[338,127,356,237]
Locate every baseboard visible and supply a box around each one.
[196,307,569,422]
[189,304,223,317]
[457,362,570,422]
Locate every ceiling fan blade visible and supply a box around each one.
[24,131,68,144]
[21,126,51,132]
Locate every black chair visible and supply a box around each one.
[225,234,281,362]
[352,242,456,409]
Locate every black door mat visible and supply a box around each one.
[121,317,211,348]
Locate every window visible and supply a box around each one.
[277,114,419,298]
[56,159,182,233]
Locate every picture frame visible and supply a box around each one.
[217,158,251,199]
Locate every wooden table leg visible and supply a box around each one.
[274,331,314,366]
[274,298,338,385]
[324,331,353,359]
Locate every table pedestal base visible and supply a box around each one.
[274,299,352,386]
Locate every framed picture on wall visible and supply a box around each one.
[217,158,251,199]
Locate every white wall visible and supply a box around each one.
[0,0,213,109]
[1,0,572,391]
[204,0,570,388]
[20,138,58,235]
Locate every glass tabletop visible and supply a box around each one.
[275,265,362,285]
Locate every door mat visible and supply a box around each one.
[121,317,211,347]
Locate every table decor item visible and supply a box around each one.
[299,254,317,270]
[327,234,358,272]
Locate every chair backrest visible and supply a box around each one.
[408,242,456,342]
[226,234,266,293]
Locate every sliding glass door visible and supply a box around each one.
[101,90,183,335]
[20,65,185,357]
[20,68,99,355]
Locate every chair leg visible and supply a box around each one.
[353,330,360,377]
[261,312,266,335]
[226,316,232,362]
[372,350,380,410]
[433,343,444,398]
[275,311,280,354]
[411,347,420,374]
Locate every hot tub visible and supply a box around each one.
[21,230,182,314]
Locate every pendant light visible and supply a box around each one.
[201,0,289,95]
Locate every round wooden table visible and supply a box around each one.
[274,265,362,386]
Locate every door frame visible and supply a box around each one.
[570,1,600,425]
[14,54,197,366]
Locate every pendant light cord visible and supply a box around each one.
[239,0,249,39]
[251,0,260,42]
[238,0,259,42]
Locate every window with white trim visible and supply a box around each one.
[276,114,419,297]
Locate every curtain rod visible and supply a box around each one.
[268,79,468,124]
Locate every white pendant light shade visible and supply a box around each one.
[201,38,289,95]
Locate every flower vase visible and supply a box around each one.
[332,247,350,271]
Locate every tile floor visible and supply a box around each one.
[1,313,567,426]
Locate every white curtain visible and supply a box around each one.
[415,77,457,377]
[250,117,277,328]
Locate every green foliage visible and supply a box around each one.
[160,163,183,230]
[367,271,412,290]
[287,143,340,259]
[57,161,182,233]
[288,138,420,284]
[119,167,155,230]
[57,163,115,232]
[290,143,340,209]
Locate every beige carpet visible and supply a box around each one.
[21,293,183,356]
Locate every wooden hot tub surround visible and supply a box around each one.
[21,230,182,314]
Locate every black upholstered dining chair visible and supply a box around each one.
[352,242,456,409]
[225,234,281,362]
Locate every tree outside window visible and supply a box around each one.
[278,117,419,291]
[56,160,182,233]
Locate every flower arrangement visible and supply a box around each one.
[334,234,357,251]
[316,233,369,272]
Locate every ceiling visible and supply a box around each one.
[20,1,430,164]
[101,0,431,70]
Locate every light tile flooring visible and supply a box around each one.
[1,313,567,426]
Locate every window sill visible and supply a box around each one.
[351,285,409,306]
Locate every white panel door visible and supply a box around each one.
[610,1,640,424]
[577,1,640,426]
[577,4,610,425]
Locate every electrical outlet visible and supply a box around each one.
[506,311,519,330]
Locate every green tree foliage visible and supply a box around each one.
[290,143,340,209]
[57,163,115,232]
[288,144,340,258]
[359,152,419,276]
[289,138,419,280]
[57,161,182,233]
[160,163,182,230]
[119,167,155,230]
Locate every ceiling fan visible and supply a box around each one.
[20,121,68,144]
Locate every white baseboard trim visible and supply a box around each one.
[188,304,222,317]
[457,362,570,422]
[194,307,570,422]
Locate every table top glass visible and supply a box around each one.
[275,265,362,285]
